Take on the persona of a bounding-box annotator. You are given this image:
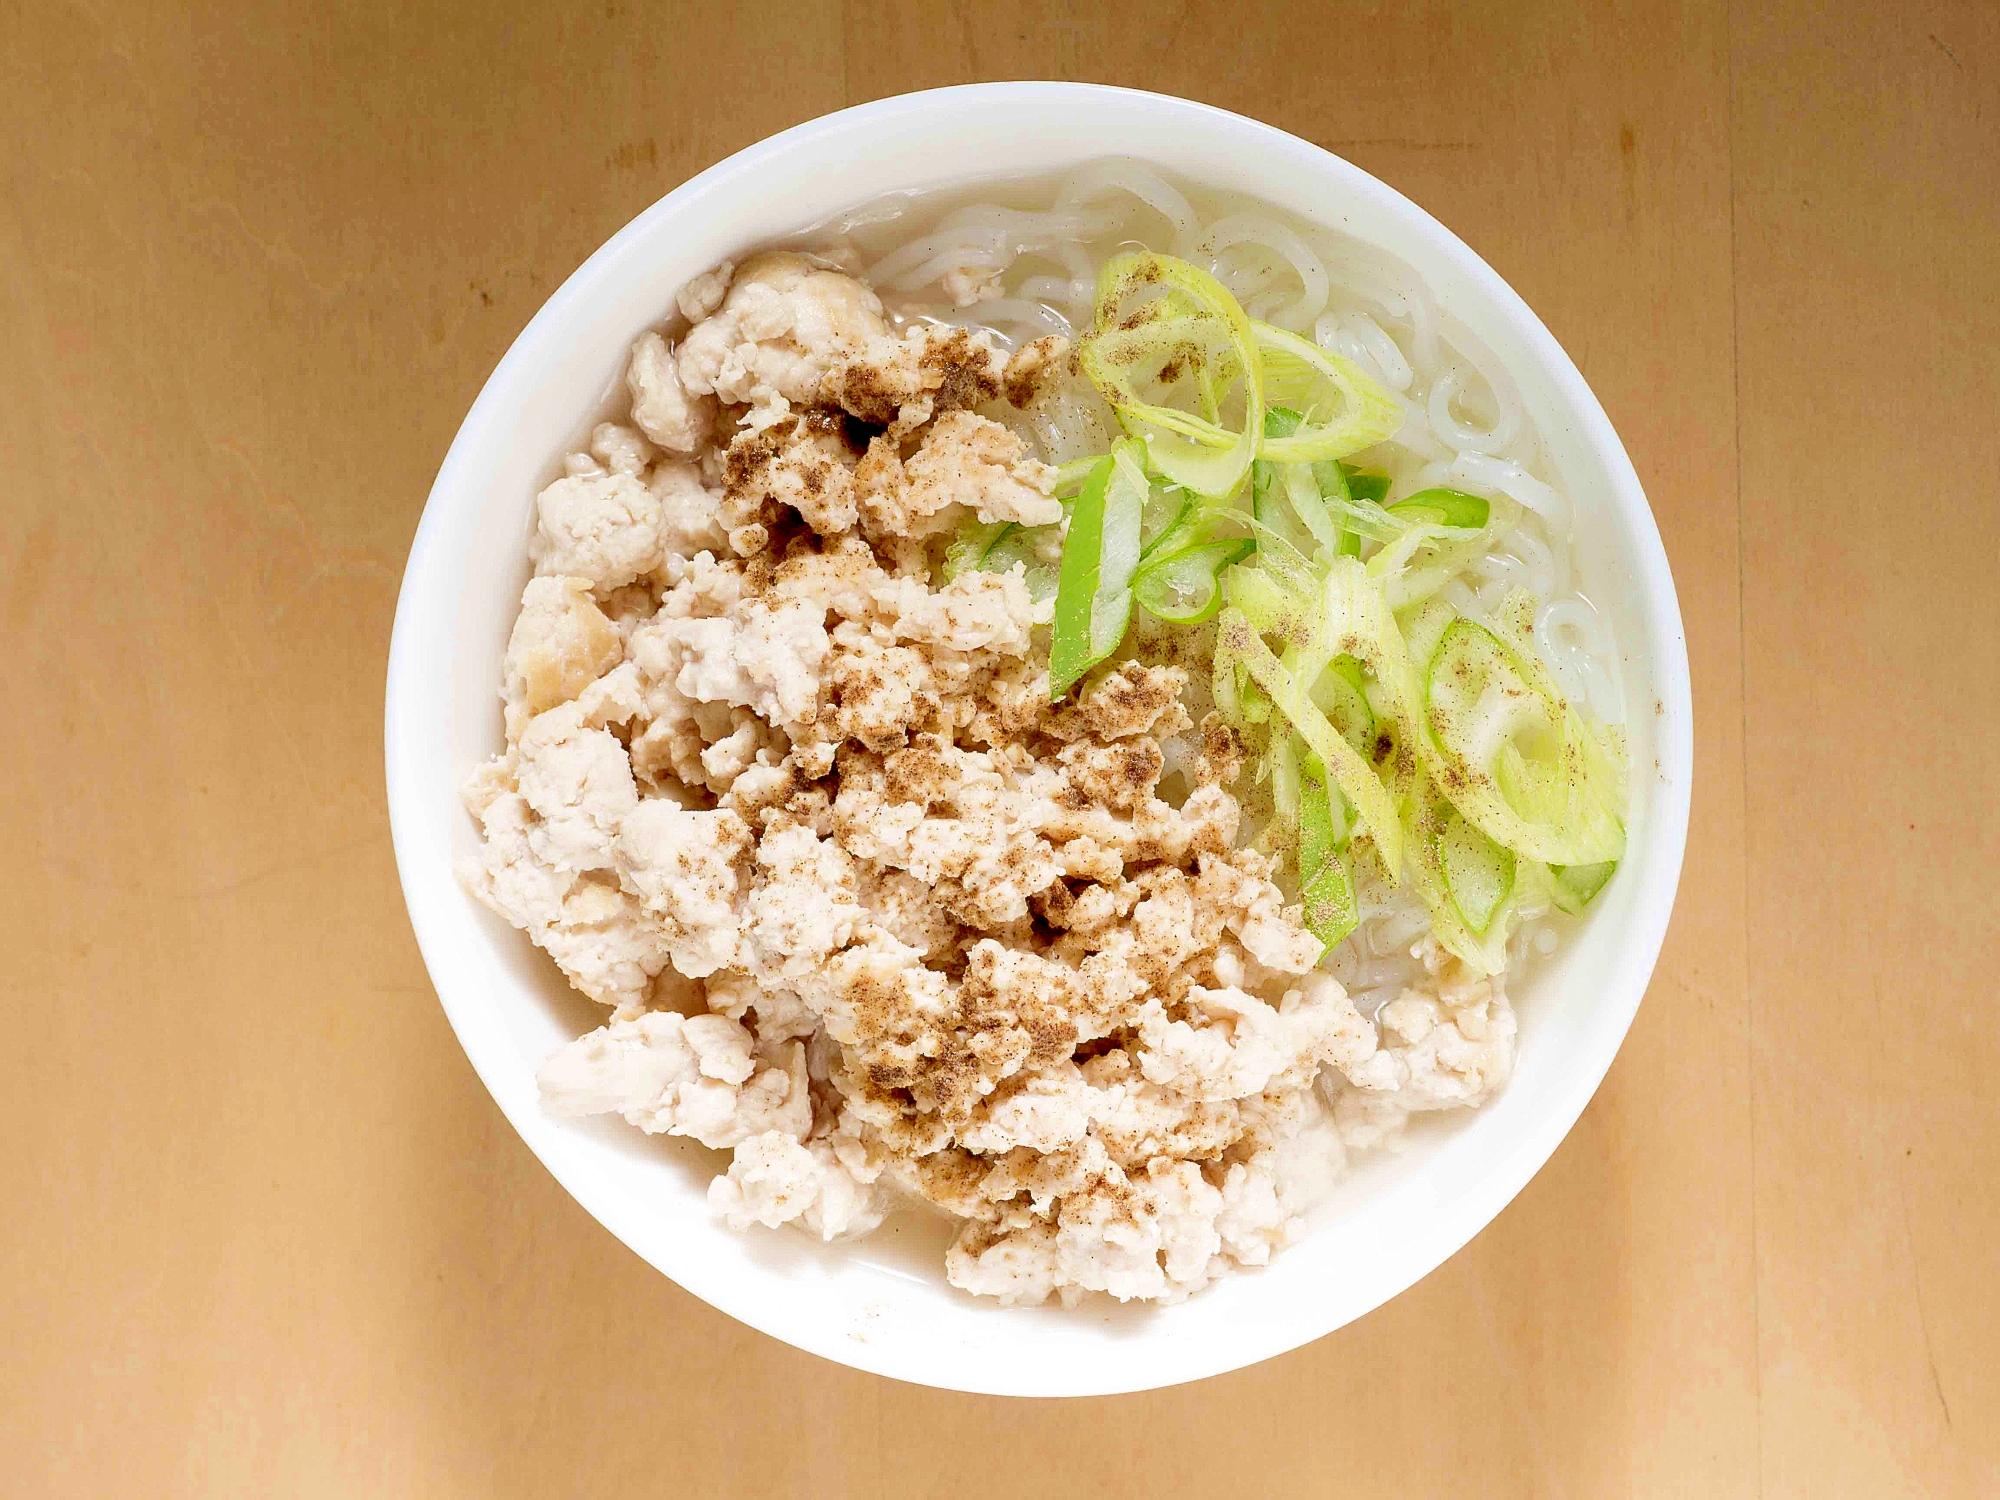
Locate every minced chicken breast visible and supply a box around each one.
[459,250,1516,1307]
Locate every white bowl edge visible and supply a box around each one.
[385,83,1694,1398]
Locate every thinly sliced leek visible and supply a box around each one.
[1046,250,1626,972]
[1373,504,1518,611]
[1078,253,1263,498]
[1549,860,1617,914]
[1424,617,1626,865]
[1341,465,1392,506]
[1312,454,1362,557]
[1397,759,1516,974]
[1133,536,1254,624]
[1388,487,1490,529]
[1218,606,1404,879]
[982,525,1060,602]
[945,519,1060,601]
[1397,596,1454,674]
[943,519,1012,581]
[1048,443,1148,698]
[1270,734,1304,828]
[1251,320,1404,464]
[1251,408,1309,551]
[1051,455,1104,498]
[1308,657,1374,756]
[1439,808,1516,933]
[1298,758,1359,946]
[1139,480,1193,556]
[1311,556,1428,729]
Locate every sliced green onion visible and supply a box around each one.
[1132,537,1254,624]
[1387,487,1490,529]
[1227,550,1424,761]
[1332,654,1371,696]
[983,524,1060,602]
[1224,537,1313,640]
[1548,860,1617,914]
[1341,465,1392,506]
[1423,617,1626,865]
[1249,320,1403,464]
[1048,443,1148,698]
[1250,425,1340,562]
[1259,407,1304,441]
[1270,734,1303,827]
[943,519,1013,581]
[1308,657,1374,755]
[1139,480,1193,557]
[945,518,1060,601]
[1053,248,1626,971]
[1051,455,1103,498]
[1282,461,1343,555]
[1250,407,1309,550]
[1311,556,1428,727]
[1397,760,1515,974]
[1218,606,1404,879]
[1397,597,1457,677]
[1367,493,1518,611]
[1297,758,1358,946]
[1313,455,1362,557]
[1439,809,1516,934]
[1079,253,1264,498]
[1329,494,1407,546]
[1212,639,1272,728]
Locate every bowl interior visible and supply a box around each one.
[386,83,1692,1397]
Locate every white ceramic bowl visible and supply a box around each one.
[385,83,1692,1397]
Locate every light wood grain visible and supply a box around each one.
[1732,4,2000,1493]
[1,1,1993,1494]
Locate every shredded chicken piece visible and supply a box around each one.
[615,801,750,978]
[708,1130,886,1239]
[941,263,1004,306]
[822,323,1008,432]
[676,259,734,323]
[724,414,862,538]
[625,333,712,455]
[530,468,663,590]
[1002,336,1068,409]
[676,251,888,421]
[502,576,624,739]
[590,421,655,475]
[649,459,730,559]
[891,410,1060,532]
[539,1012,811,1148]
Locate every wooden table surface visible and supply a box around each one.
[6,1,1996,1494]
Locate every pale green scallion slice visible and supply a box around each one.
[1132,537,1254,625]
[1298,757,1359,947]
[1423,616,1627,865]
[1387,487,1490,530]
[945,519,1059,601]
[1048,442,1148,699]
[1218,605,1404,880]
[1250,320,1404,464]
[1548,860,1618,914]
[942,519,1012,582]
[1439,808,1516,934]
[1341,465,1392,506]
[1078,253,1264,498]
[1395,756,1517,974]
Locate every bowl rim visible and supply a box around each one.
[386,80,1694,1396]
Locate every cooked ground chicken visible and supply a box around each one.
[459,254,1516,1306]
